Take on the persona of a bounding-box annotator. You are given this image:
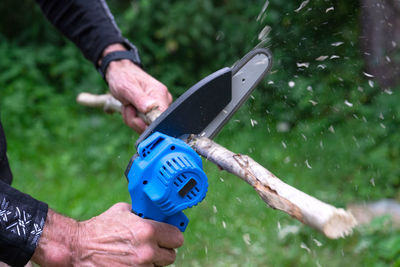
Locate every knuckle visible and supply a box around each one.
[169,248,177,262]
[176,232,184,247]
[161,248,177,266]
[167,93,173,103]
[160,84,168,92]
[162,225,184,247]
[140,223,156,240]
[138,246,156,264]
[155,83,168,94]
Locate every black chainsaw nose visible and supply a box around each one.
[135,67,232,147]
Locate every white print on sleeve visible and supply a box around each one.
[0,198,12,222]
[6,207,32,237]
[0,196,46,247]
[30,217,45,245]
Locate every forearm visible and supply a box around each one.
[31,209,78,267]
[35,0,132,66]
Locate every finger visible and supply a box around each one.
[146,87,172,112]
[159,92,173,112]
[151,221,184,249]
[153,247,176,267]
[122,105,147,133]
[122,105,144,132]
[167,92,173,104]
[123,85,158,114]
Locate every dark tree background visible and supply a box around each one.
[361,0,400,88]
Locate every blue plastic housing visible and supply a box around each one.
[126,132,208,232]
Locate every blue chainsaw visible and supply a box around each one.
[125,48,272,232]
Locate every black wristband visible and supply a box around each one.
[98,49,142,81]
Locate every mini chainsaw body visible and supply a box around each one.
[126,132,208,232]
[125,48,272,232]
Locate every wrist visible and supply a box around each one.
[97,43,142,82]
[98,43,127,66]
[107,57,142,75]
[31,209,79,266]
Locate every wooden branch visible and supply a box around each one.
[77,92,357,238]
[189,136,356,238]
[77,92,122,113]
[76,93,161,124]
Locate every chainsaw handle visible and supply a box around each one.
[76,92,161,124]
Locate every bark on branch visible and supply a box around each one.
[77,92,357,238]
[189,136,356,238]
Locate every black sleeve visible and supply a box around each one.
[0,182,48,267]
[0,122,48,267]
[35,0,137,67]
[0,122,12,185]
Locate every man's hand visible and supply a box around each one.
[101,44,172,133]
[32,203,184,266]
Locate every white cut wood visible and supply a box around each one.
[189,136,357,238]
[77,92,357,238]
[77,92,122,113]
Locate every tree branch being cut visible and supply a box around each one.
[77,92,357,239]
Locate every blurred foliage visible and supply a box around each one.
[1,0,400,266]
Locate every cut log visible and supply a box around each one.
[189,136,356,238]
[77,92,357,238]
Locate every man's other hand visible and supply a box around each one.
[101,44,172,133]
[32,203,184,267]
